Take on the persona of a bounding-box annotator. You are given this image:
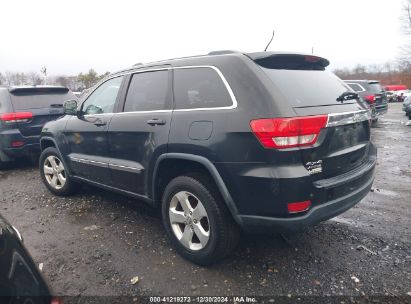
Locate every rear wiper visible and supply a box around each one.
[336,91,358,102]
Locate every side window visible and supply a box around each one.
[82,76,124,115]
[347,83,364,92]
[123,70,170,112]
[173,67,233,109]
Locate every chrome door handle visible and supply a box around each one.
[147,119,166,126]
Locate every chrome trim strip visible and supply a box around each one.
[108,163,142,173]
[70,156,108,168]
[326,110,370,127]
[114,110,173,115]
[12,226,23,242]
[82,65,237,116]
[83,113,114,117]
[172,66,238,111]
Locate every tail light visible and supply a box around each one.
[288,200,311,213]
[50,297,63,304]
[11,140,25,147]
[0,112,33,124]
[365,95,375,104]
[250,115,328,149]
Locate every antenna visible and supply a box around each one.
[264,30,275,52]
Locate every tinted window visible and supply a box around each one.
[173,68,232,109]
[10,90,76,111]
[367,82,383,94]
[0,90,10,113]
[82,76,123,115]
[262,68,356,107]
[124,70,169,112]
[347,83,365,92]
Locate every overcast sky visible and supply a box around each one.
[0,0,406,75]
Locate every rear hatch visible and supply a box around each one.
[8,87,76,137]
[365,81,387,112]
[249,53,371,180]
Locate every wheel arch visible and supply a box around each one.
[152,153,242,225]
[40,137,57,151]
[40,137,72,175]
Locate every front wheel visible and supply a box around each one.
[39,147,77,196]
[161,175,239,265]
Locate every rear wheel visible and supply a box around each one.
[39,147,77,196]
[161,175,239,265]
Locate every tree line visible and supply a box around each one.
[1,2,410,92]
[334,62,411,88]
[0,69,110,92]
[335,0,411,89]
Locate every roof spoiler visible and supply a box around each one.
[246,52,330,71]
[9,86,69,94]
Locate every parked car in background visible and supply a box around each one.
[344,80,388,124]
[72,91,82,98]
[0,213,60,303]
[386,91,396,102]
[384,85,407,91]
[39,51,376,265]
[403,96,411,112]
[405,102,411,118]
[0,86,77,169]
[395,90,411,102]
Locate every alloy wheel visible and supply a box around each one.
[169,191,210,251]
[43,155,66,190]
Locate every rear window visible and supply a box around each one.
[346,83,365,92]
[10,89,76,111]
[366,82,383,94]
[173,67,233,109]
[0,90,11,113]
[261,68,354,107]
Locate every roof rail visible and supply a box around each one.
[208,50,239,55]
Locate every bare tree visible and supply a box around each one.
[398,0,411,67]
[27,72,43,85]
[403,0,411,32]
[0,73,5,85]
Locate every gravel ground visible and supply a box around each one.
[0,103,410,302]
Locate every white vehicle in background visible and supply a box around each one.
[395,90,411,102]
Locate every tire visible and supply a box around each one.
[371,118,378,127]
[161,175,240,265]
[39,147,77,196]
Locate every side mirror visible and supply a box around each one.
[64,100,78,115]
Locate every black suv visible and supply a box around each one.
[39,52,376,265]
[0,86,76,168]
[344,80,388,124]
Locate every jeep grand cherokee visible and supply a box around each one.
[39,51,376,265]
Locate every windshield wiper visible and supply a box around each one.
[336,91,359,102]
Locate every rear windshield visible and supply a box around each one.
[10,91,76,110]
[0,90,11,113]
[367,82,383,94]
[261,68,353,107]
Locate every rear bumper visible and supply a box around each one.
[238,173,374,233]
[374,103,388,117]
[0,130,40,162]
[222,144,377,233]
